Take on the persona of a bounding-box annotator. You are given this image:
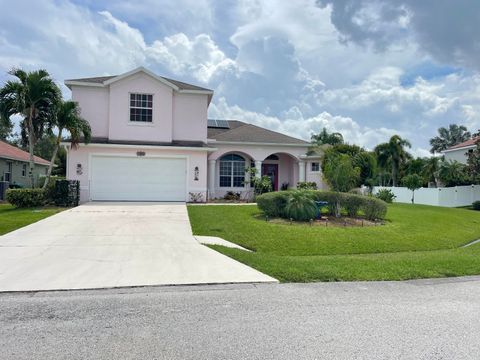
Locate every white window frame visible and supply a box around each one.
[129,93,153,123]
[219,154,246,188]
[311,162,320,172]
[5,161,12,182]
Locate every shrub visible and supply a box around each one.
[375,189,396,203]
[473,201,480,211]
[38,176,65,204]
[256,191,290,218]
[297,181,317,190]
[285,191,318,221]
[257,190,388,221]
[343,193,363,217]
[224,191,241,201]
[6,188,45,207]
[54,180,80,207]
[362,197,388,221]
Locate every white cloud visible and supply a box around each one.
[209,97,400,149]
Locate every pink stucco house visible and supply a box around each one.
[64,67,325,202]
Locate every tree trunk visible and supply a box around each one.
[412,190,415,204]
[43,130,62,190]
[27,108,35,189]
[392,163,397,187]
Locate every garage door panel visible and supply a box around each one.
[90,156,186,201]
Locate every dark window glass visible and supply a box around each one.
[130,93,153,122]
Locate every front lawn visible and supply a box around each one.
[188,203,480,282]
[0,203,64,235]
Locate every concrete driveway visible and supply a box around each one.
[0,202,276,292]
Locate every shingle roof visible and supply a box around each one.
[66,74,212,91]
[207,120,309,145]
[445,136,480,151]
[0,140,50,165]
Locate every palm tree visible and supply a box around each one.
[42,100,91,189]
[438,160,471,187]
[311,128,344,146]
[423,156,442,187]
[374,135,411,187]
[0,69,60,187]
[429,124,471,154]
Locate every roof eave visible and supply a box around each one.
[207,140,310,147]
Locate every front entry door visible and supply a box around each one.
[262,164,279,191]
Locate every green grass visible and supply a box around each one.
[0,203,64,235]
[188,203,480,282]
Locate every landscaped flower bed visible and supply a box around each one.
[256,190,387,222]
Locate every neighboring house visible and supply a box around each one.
[0,140,50,187]
[64,67,325,203]
[443,136,479,164]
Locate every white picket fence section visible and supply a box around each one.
[371,185,480,207]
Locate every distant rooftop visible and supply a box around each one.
[445,136,480,151]
[0,140,50,165]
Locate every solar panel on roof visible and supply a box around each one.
[207,119,230,129]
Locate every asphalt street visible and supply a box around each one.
[1,277,480,359]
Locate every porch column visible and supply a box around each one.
[298,161,306,183]
[254,160,263,178]
[208,159,216,198]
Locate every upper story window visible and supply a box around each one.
[311,162,320,172]
[130,93,153,122]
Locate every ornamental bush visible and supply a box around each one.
[375,188,396,203]
[256,191,290,218]
[473,201,480,211]
[6,188,45,207]
[54,180,80,207]
[256,190,388,221]
[284,191,317,221]
[297,181,317,190]
[362,197,388,221]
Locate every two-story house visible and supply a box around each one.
[64,67,325,202]
[443,136,479,164]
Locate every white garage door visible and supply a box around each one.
[90,156,187,201]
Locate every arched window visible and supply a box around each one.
[219,154,245,187]
[265,154,279,160]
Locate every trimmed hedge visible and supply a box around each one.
[6,188,45,207]
[257,190,388,221]
[473,201,480,211]
[54,180,80,207]
[38,176,66,204]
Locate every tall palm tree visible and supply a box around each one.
[429,124,471,154]
[374,135,411,187]
[0,69,60,187]
[42,100,91,189]
[311,128,344,146]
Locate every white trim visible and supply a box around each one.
[442,145,476,153]
[88,152,189,202]
[207,140,310,147]
[64,68,214,96]
[0,155,49,166]
[64,81,105,88]
[60,142,217,152]
[104,67,181,90]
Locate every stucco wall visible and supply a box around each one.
[108,73,174,143]
[67,145,208,203]
[443,148,472,164]
[173,93,208,142]
[72,86,109,138]
[305,159,326,189]
[207,143,323,198]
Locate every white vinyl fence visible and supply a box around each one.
[371,185,480,207]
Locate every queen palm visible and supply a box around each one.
[0,69,60,187]
[43,100,91,189]
[374,135,411,187]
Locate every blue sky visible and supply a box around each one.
[1,0,480,156]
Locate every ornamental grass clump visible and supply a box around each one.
[284,191,317,221]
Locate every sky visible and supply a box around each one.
[1,0,480,156]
